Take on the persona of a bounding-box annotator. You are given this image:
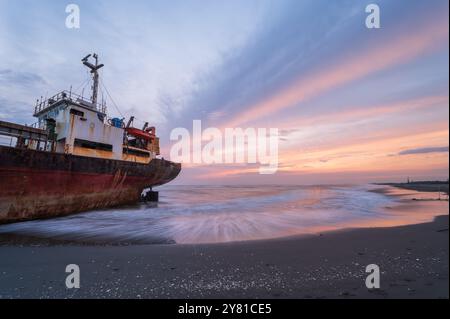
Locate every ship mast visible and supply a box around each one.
[81,53,104,106]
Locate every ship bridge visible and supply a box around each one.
[33,90,107,127]
[27,54,160,163]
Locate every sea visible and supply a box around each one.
[0,184,447,244]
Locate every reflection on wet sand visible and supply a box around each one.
[0,185,447,244]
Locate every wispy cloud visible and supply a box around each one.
[0,69,46,86]
[0,97,35,124]
[399,146,449,155]
[221,11,448,128]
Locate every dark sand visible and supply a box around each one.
[0,215,448,299]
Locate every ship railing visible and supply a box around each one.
[34,90,107,116]
[29,121,47,130]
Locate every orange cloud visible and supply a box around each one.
[278,95,448,131]
[197,127,448,180]
[279,129,449,173]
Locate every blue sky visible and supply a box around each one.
[0,0,448,184]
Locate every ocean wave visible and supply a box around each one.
[0,184,446,244]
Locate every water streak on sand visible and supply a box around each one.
[0,185,447,244]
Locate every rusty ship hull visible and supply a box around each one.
[0,145,181,224]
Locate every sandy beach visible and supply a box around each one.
[0,185,448,299]
[0,213,448,299]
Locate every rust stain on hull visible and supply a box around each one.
[0,145,181,224]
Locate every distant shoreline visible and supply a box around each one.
[376,181,449,195]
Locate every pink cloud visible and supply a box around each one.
[221,14,449,129]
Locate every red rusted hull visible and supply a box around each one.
[0,145,181,224]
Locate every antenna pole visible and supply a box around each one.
[92,54,100,105]
[81,53,104,106]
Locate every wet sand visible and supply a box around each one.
[0,214,448,299]
[378,182,449,195]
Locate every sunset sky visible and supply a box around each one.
[0,0,448,184]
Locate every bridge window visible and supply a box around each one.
[74,138,112,151]
[70,109,84,117]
